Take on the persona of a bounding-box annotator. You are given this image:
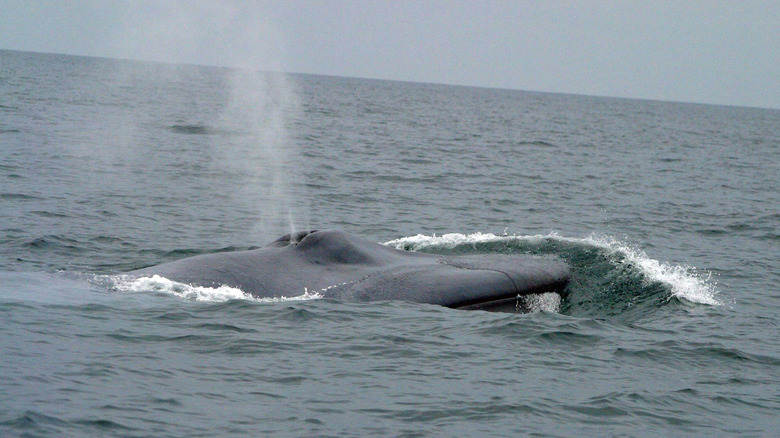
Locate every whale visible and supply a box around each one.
[127,230,570,312]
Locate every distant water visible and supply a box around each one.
[1,49,778,437]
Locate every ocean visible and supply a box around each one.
[0,49,778,437]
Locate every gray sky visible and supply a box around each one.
[2,0,778,109]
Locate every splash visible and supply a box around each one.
[385,231,535,250]
[112,275,321,303]
[385,232,720,307]
[386,232,504,249]
[520,292,563,313]
[580,234,720,306]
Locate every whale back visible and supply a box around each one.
[127,230,570,311]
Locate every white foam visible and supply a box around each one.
[385,232,720,306]
[385,231,555,249]
[112,275,322,303]
[579,234,721,306]
[521,292,562,313]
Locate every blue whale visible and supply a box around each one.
[128,230,570,311]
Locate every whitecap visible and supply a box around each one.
[578,234,721,306]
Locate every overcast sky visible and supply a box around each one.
[2,0,778,109]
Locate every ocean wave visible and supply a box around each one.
[579,234,720,307]
[385,232,720,308]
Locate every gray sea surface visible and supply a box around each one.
[1,49,779,437]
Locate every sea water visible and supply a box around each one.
[1,50,778,436]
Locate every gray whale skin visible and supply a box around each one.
[128,230,570,312]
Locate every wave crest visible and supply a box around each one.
[385,232,720,309]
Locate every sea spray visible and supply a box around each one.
[95,1,306,242]
[578,234,721,306]
[216,67,302,242]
